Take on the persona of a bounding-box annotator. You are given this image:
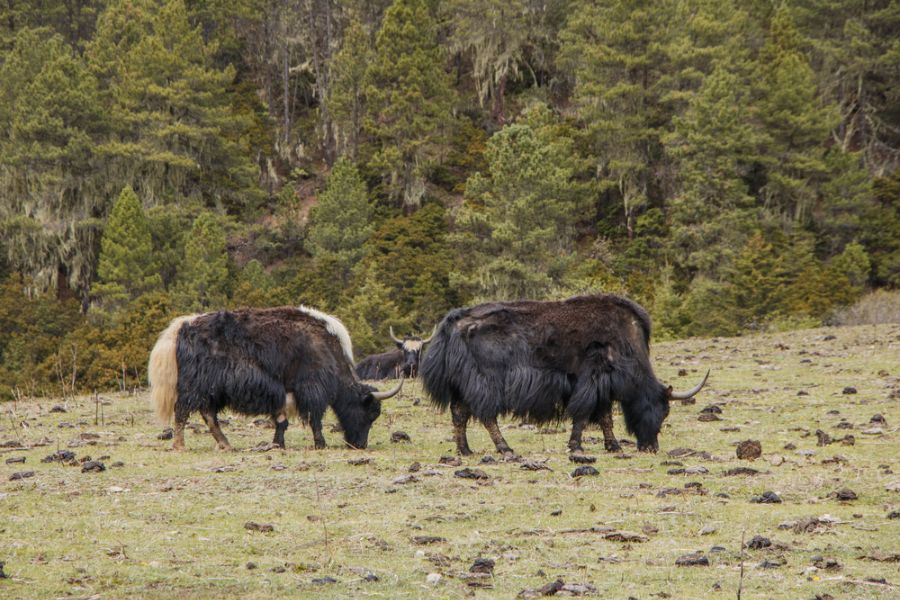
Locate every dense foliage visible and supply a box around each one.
[0,0,897,397]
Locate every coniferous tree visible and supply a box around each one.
[176,211,231,310]
[365,0,454,212]
[329,17,372,161]
[306,159,374,285]
[94,186,161,308]
[452,106,588,301]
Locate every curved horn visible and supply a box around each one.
[420,325,437,345]
[371,376,404,400]
[388,325,403,345]
[669,370,710,400]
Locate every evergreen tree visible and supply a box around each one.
[87,0,261,213]
[176,211,231,310]
[365,0,454,212]
[0,28,107,303]
[336,264,407,357]
[452,106,588,301]
[94,186,161,308]
[666,63,759,279]
[726,231,788,329]
[329,17,372,161]
[306,159,374,285]
[754,7,837,224]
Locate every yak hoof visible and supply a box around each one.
[217,443,234,452]
[604,440,622,453]
[458,447,474,456]
[637,445,658,453]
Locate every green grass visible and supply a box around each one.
[2,324,898,599]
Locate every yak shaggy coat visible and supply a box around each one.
[421,294,704,455]
[150,306,395,450]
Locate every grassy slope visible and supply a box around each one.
[1,324,898,599]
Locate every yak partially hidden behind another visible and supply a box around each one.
[355,326,435,380]
[421,294,708,456]
[148,306,402,451]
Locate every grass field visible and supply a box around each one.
[2,324,898,599]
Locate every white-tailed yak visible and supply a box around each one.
[148,306,402,451]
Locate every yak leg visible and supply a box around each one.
[451,402,473,456]
[200,409,233,451]
[568,418,588,453]
[173,419,186,451]
[309,413,327,449]
[272,411,288,448]
[600,410,621,452]
[483,418,515,457]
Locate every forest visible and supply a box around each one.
[0,0,897,397]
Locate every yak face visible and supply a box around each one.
[396,338,424,377]
[338,386,383,449]
[623,384,671,453]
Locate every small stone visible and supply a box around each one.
[831,488,858,501]
[685,466,708,475]
[470,557,495,573]
[49,405,67,413]
[842,386,857,395]
[699,525,717,535]
[454,467,488,480]
[736,440,762,460]
[675,553,709,566]
[390,431,411,443]
[392,474,417,485]
[246,562,257,570]
[767,455,784,466]
[408,461,421,472]
[783,442,796,450]
[700,404,722,414]
[9,470,34,481]
[697,413,721,422]
[426,573,442,585]
[438,455,461,466]
[750,491,782,504]
[480,455,497,464]
[571,465,599,478]
[81,460,105,473]
[745,535,771,550]
[862,427,884,435]
[870,414,887,425]
[244,521,274,532]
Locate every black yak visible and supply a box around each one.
[420,294,708,456]
[355,326,435,380]
[148,306,403,451]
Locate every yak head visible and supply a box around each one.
[626,371,709,452]
[390,326,435,378]
[337,378,404,449]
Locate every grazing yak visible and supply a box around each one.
[355,326,435,380]
[148,306,403,451]
[421,294,708,456]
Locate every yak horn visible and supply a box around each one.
[388,325,403,344]
[371,377,404,400]
[421,325,437,344]
[669,370,710,400]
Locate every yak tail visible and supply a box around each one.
[148,315,198,425]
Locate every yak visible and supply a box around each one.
[420,294,708,456]
[355,326,435,380]
[148,306,403,451]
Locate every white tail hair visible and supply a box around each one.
[298,305,355,365]
[148,314,199,424]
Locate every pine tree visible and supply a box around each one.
[176,211,231,310]
[329,17,372,161]
[666,63,760,280]
[335,264,407,357]
[452,106,588,301]
[754,7,837,224]
[365,0,454,212]
[94,186,161,308]
[87,0,261,213]
[0,28,107,302]
[306,159,374,285]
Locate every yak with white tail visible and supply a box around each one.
[148,306,402,451]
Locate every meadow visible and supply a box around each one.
[2,324,898,599]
